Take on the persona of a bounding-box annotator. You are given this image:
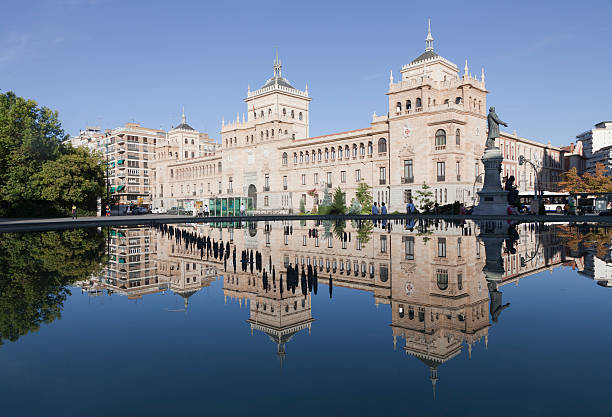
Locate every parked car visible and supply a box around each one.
[166,207,191,215]
[598,210,612,217]
[151,207,164,214]
[130,206,150,215]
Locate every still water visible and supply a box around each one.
[0,219,611,416]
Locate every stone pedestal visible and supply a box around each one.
[472,148,508,215]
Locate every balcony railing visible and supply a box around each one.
[226,188,233,194]
[457,175,461,181]
[326,183,332,188]
[437,175,446,182]
[435,145,446,151]
[379,179,386,185]
[401,176,414,184]
[283,185,287,190]
[263,186,270,192]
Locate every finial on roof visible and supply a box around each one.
[425,18,434,52]
[274,48,282,77]
[464,59,469,77]
[305,82,308,94]
[389,69,394,85]
[222,117,224,127]
[248,83,251,93]
[481,67,485,83]
[181,106,186,124]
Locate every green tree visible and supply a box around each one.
[0,228,105,346]
[35,147,105,215]
[415,182,434,213]
[0,91,104,217]
[355,182,373,213]
[330,186,347,214]
[348,197,362,215]
[356,220,373,244]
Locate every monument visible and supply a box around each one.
[472,107,509,215]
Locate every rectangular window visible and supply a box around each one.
[314,173,318,185]
[355,169,361,181]
[456,161,460,181]
[327,172,332,187]
[437,162,445,181]
[265,175,270,188]
[404,189,412,204]
[341,171,346,183]
[405,236,414,260]
[303,235,307,246]
[380,167,386,184]
[380,235,387,253]
[404,160,413,182]
[457,237,462,257]
[437,238,447,258]
[356,239,362,251]
[283,176,287,190]
[301,174,306,185]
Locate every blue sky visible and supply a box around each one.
[1,0,610,146]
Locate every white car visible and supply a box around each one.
[151,207,165,214]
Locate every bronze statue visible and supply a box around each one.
[486,106,508,149]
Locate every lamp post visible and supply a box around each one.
[519,156,539,200]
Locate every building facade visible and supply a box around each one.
[151,23,563,213]
[576,121,612,174]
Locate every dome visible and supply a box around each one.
[261,76,296,90]
[411,50,439,64]
[172,122,195,131]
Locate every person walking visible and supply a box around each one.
[71,204,77,220]
[406,199,415,214]
[240,202,245,216]
[372,202,379,226]
[204,203,209,217]
[381,202,388,229]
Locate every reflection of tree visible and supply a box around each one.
[557,225,612,259]
[0,229,105,346]
[356,220,373,244]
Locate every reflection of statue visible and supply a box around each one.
[487,281,510,322]
[486,107,508,149]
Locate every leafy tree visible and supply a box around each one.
[415,182,434,213]
[355,182,373,213]
[0,91,104,217]
[558,164,612,193]
[356,220,373,244]
[318,188,333,215]
[348,197,362,215]
[330,187,347,214]
[0,228,105,346]
[35,147,105,215]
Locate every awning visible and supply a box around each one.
[109,162,115,168]
[117,159,124,165]
[110,187,116,193]
[117,185,125,191]
[118,258,126,264]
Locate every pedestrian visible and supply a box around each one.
[240,202,245,216]
[372,202,378,226]
[381,202,388,229]
[459,203,467,215]
[406,199,415,214]
[204,203,209,217]
[433,202,440,215]
[105,204,110,217]
[71,204,77,219]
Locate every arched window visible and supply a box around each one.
[455,97,462,104]
[455,129,461,145]
[282,152,288,165]
[305,151,309,162]
[261,131,264,139]
[352,144,357,158]
[266,130,269,138]
[191,139,194,144]
[291,110,295,118]
[294,153,298,164]
[325,148,329,160]
[268,108,271,115]
[317,149,322,161]
[444,99,449,105]
[378,138,387,153]
[435,129,446,147]
[283,108,286,116]
[368,141,373,155]
[406,100,412,111]
[338,147,343,159]
[396,102,402,114]
[331,148,335,159]
[218,162,222,173]
[185,138,188,144]
[416,97,422,108]
[271,129,274,137]
[360,143,365,156]
[299,112,303,120]
[345,145,350,156]
[300,152,304,163]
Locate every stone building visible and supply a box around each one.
[151,22,563,213]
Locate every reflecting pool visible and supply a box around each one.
[1,219,611,416]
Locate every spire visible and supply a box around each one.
[464,59,469,77]
[425,18,434,52]
[305,82,308,95]
[430,366,438,400]
[273,48,282,78]
[481,67,485,83]
[181,106,186,124]
[389,69,394,85]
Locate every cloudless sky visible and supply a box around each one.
[1,0,611,146]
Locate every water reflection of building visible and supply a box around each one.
[78,221,568,392]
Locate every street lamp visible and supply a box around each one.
[519,155,539,201]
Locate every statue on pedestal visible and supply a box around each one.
[486,107,508,149]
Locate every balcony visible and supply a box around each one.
[263,186,270,192]
[437,175,446,182]
[457,175,461,181]
[226,188,233,194]
[435,145,446,151]
[401,177,414,184]
[283,185,287,191]
[326,183,332,188]
[379,179,386,185]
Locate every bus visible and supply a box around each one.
[518,191,570,213]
